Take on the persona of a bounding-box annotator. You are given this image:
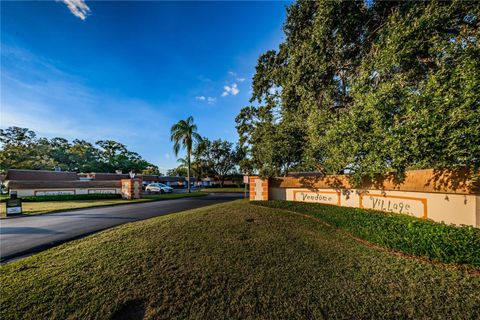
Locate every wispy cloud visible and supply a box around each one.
[222,83,239,97]
[229,71,246,82]
[1,46,170,166]
[61,0,91,20]
[195,96,216,105]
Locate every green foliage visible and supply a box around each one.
[19,193,122,202]
[166,166,187,177]
[170,116,202,192]
[237,0,480,181]
[0,126,159,173]
[195,138,241,186]
[254,200,480,267]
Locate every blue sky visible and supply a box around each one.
[1,0,287,172]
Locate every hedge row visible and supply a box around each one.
[19,193,122,202]
[253,200,480,267]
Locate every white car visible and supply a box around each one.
[145,183,173,194]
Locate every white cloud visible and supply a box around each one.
[165,153,171,159]
[195,96,216,105]
[222,83,239,96]
[62,0,91,20]
[228,71,246,82]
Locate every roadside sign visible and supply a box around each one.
[243,176,249,184]
[6,198,22,216]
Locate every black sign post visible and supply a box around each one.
[6,198,22,216]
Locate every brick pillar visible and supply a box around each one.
[248,176,269,201]
[121,178,143,199]
[261,178,269,201]
[249,176,256,201]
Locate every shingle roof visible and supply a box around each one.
[159,176,186,183]
[6,169,79,181]
[89,173,130,180]
[139,175,160,182]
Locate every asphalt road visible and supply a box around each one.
[0,193,243,263]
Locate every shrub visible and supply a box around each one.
[20,193,122,202]
[254,201,480,267]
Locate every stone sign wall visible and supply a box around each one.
[250,169,480,227]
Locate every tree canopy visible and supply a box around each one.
[0,126,159,174]
[236,0,479,182]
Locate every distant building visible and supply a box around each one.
[5,169,121,196]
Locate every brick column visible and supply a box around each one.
[261,178,269,201]
[248,176,269,201]
[249,176,256,201]
[121,178,142,199]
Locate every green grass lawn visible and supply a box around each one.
[1,200,479,319]
[200,187,246,193]
[0,192,207,216]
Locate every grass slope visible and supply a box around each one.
[1,200,479,319]
[0,192,207,216]
[254,200,480,267]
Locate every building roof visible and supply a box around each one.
[88,173,130,180]
[159,176,187,182]
[139,175,160,182]
[6,169,79,181]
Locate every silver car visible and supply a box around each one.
[145,183,173,194]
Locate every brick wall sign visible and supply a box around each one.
[88,189,117,194]
[35,190,75,196]
[293,190,340,206]
[259,169,480,227]
[359,194,427,219]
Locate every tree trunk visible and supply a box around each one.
[187,151,191,193]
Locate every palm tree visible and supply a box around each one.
[170,116,202,193]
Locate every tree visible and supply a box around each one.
[197,138,240,187]
[166,166,187,177]
[68,139,101,172]
[0,126,156,173]
[236,0,480,183]
[170,116,202,192]
[0,127,38,170]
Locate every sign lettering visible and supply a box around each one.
[294,191,339,205]
[363,195,425,218]
[35,190,75,196]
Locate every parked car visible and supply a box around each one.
[145,183,173,194]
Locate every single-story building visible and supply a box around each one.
[159,176,187,188]
[5,169,121,197]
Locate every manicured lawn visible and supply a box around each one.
[254,200,480,267]
[1,200,478,319]
[0,192,207,216]
[200,187,246,193]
